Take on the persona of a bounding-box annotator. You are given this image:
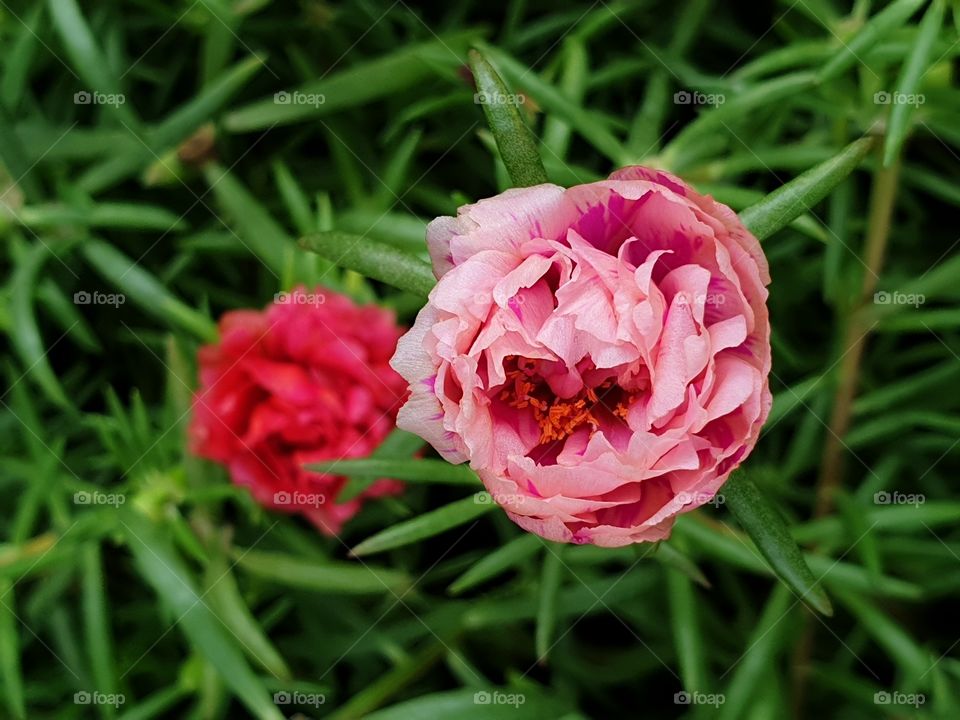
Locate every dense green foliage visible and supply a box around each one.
[0,0,958,718]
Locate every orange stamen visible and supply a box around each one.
[499,357,634,444]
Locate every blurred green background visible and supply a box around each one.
[0,0,958,718]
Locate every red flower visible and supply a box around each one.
[190,287,407,534]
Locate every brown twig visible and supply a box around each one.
[814,152,901,516]
[791,145,901,718]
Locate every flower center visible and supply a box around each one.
[498,357,635,444]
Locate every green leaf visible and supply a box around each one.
[273,160,315,236]
[722,472,833,616]
[300,231,436,296]
[732,41,833,83]
[0,580,26,720]
[350,494,498,557]
[0,109,40,202]
[308,458,481,486]
[9,242,71,408]
[817,0,927,83]
[627,0,712,155]
[224,31,482,131]
[804,555,921,601]
[115,686,189,720]
[205,558,292,681]
[836,492,883,583]
[37,278,101,353]
[17,202,187,232]
[699,182,827,242]
[541,38,588,159]
[833,589,929,681]
[655,542,711,588]
[152,54,265,150]
[739,137,875,240]
[80,239,218,342]
[477,43,629,165]
[337,210,429,253]
[768,375,822,427]
[674,516,770,573]
[361,688,569,720]
[82,544,117,717]
[535,545,564,663]
[374,127,424,208]
[1,4,43,111]
[667,553,708,695]
[718,585,793,720]
[883,0,945,165]
[202,164,296,278]
[234,549,411,595]
[793,501,960,544]
[448,534,542,596]
[327,642,446,720]
[46,0,139,128]
[665,72,817,164]
[122,512,285,720]
[76,55,265,194]
[468,48,548,187]
[337,429,426,503]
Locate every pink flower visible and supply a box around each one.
[391,167,771,547]
[190,287,407,535]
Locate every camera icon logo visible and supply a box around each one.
[273,691,291,704]
[274,91,291,105]
[474,492,493,505]
[674,691,691,704]
[473,691,491,704]
[74,91,92,105]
